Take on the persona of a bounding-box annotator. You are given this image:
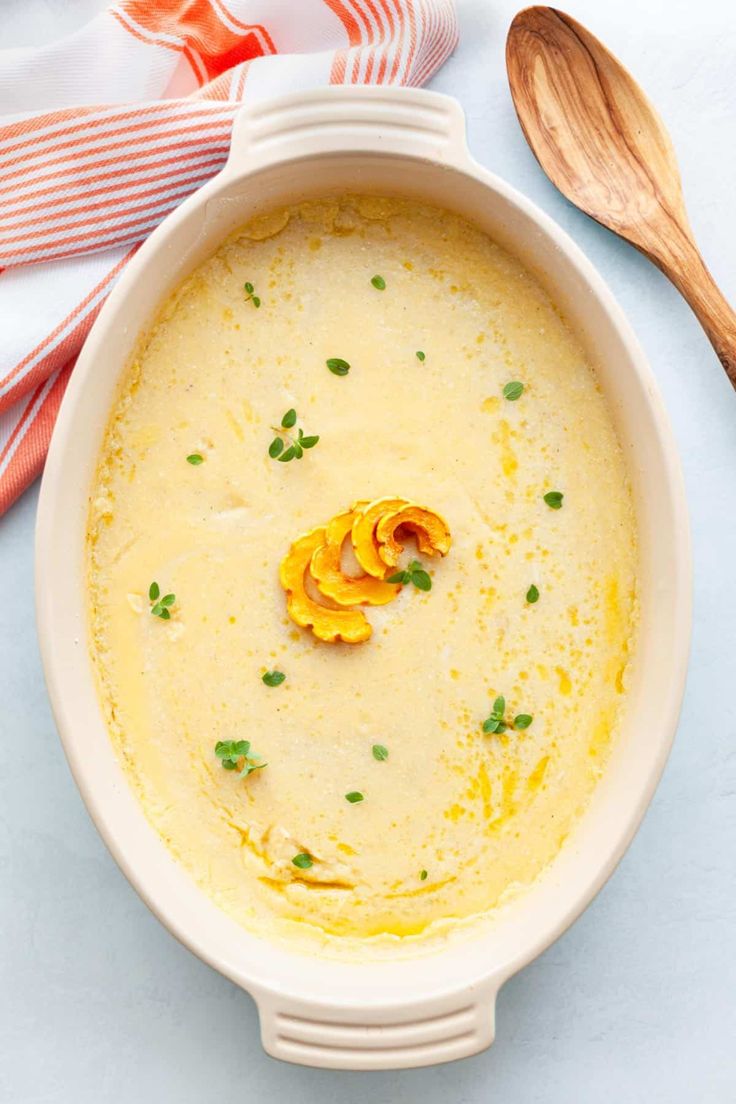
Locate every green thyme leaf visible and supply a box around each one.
[387,570,410,584]
[186,453,204,465]
[160,594,175,607]
[269,437,284,458]
[407,559,432,592]
[543,490,564,509]
[326,358,350,376]
[242,758,266,777]
[514,714,533,729]
[281,408,297,429]
[149,581,160,602]
[526,584,539,604]
[503,380,524,401]
[299,435,319,449]
[345,791,364,804]
[292,853,313,869]
[244,282,254,294]
[420,869,428,881]
[370,275,386,290]
[411,568,432,592]
[482,717,500,734]
[293,441,304,459]
[252,296,261,308]
[278,445,296,463]
[493,695,505,716]
[262,670,286,687]
[416,350,426,362]
[372,744,389,761]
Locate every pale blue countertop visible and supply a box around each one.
[1,1,735,1101]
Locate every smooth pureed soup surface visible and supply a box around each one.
[88,196,637,957]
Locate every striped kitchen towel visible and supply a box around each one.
[0,0,457,516]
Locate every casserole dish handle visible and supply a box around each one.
[223,86,470,175]
[255,985,497,1070]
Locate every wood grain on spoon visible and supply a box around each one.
[506,5,736,387]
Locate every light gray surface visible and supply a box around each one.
[1,1,735,1101]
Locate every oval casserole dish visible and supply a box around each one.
[35,88,691,1070]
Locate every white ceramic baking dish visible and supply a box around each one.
[35,87,691,1070]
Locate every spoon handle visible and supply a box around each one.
[649,225,736,388]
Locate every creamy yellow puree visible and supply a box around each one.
[87,196,637,958]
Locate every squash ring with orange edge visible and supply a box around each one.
[351,497,412,578]
[279,527,371,644]
[376,505,451,568]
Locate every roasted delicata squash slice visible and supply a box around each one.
[280,528,371,644]
[351,497,412,577]
[376,505,452,568]
[310,510,400,607]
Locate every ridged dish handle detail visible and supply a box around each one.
[256,991,496,1070]
[225,87,469,174]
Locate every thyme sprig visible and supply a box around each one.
[148,581,175,619]
[215,739,266,777]
[243,281,261,309]
[482,695,533,735]
[269,409,319,462]
[387,559,432,592]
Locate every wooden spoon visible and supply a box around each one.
[506,5,736,387]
